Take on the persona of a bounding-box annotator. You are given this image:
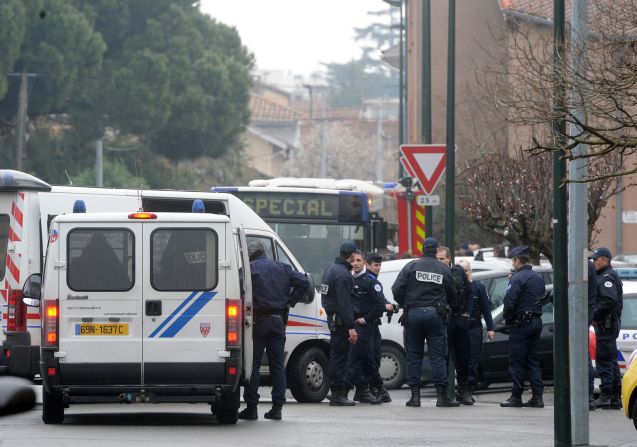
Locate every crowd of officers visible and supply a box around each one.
[237,235,624,418]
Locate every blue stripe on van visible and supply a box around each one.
[149,291,199,338]
[158,291,217,338]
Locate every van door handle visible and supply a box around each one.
[146,300,162,316]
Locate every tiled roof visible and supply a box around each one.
[250,94,304,123]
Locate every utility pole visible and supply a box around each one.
[553,0,571,445]
[376,99,384,183]
[9,71,37,171]
[96,139,104,187]
[319,88,327,178]
[422,0,433,237]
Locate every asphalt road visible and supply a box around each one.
[1,387,635,447]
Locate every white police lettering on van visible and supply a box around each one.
[415,271,443,284]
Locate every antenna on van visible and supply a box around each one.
[64,170,73,186]
[135,146,144,211]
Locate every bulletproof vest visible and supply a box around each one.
[450,266,466,313]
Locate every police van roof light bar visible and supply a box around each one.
[128,212,157,220]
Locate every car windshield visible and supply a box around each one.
[623,294,637,329]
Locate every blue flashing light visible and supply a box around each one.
[73,200,86,213]
[211,187,239,192]
[384,182,398,189]
[192,199,205,213]
[1,172,14,187]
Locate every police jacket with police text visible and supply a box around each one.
[353,268,386,324]
[469,280,494,331]
[593,265,623,323]
[250,253,310,319]
[391,253,456,309]
[503,264,545,324]
[321,257,358,329]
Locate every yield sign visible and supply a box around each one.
[399,144,446,195]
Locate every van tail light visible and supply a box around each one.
[43,300,59,347]
[226,299,241,348]
[7,289,26,332]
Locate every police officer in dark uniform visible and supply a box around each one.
[392,237,460,408]
[587,259,597,411]
[365,252,395,403]
[590,247,623,410]
[238,241,310,421]
[500,245,545,408]
[347,250,385,404]
[321,240,359,406]
[437,246,474,405]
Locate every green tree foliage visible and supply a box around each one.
[74,159,147,189]
[0,0,28,100]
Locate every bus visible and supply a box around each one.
[212,178,399,283]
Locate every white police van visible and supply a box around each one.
[23,206,256,424]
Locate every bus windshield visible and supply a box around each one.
[269,222,365,284]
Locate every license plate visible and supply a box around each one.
[75,323,129,336]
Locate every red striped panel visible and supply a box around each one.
[287,320,321,328]
[6,256,19,283]
[8,226,20,242]
[11,202,23,227]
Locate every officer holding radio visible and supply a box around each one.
[500,245,545,408]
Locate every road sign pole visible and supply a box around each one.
[422,0,433,238]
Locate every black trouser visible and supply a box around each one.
[508,316,543,397]
[328,315,351,392]
[347,323,377,389]
[595,323,621,395]
[467,320,483,387]
[447,315,470,387]
[369,323,384,388]
[404,307,448,387]
[244,315,287,407]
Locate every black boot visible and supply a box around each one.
[436,386,461,407]
[589,392,596,411]
[500,395,523,408]
[524,395,544,408]
[611,385,622,410]
[238,404,258,420]
[376,384,392,403]
[595,391,611,410]
[264,405,282,420]
[329,388,356,407]
[467,384,476,403]
[456,384,474,406]
[406,385,421,407]
[357,386,382,405]
[353,387,362,402]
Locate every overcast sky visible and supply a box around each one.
[199,0,385,76]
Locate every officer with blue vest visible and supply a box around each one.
[321,241,359,406]
[239,241,310,421]
[392,237,460,408]
[347,250,385,404]
[500,245,545,408]
[590,247,623,410]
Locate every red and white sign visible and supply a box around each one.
[399,144,446,195]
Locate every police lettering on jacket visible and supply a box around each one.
[391,255,456,309]
[321,257,358,329]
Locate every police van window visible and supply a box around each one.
[0,215,9,281]
[246,236,274,259]
[275,242,295,269]
[68,229,134,291]
[152,228,217,291]
[623,294,637,330]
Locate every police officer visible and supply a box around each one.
[365,252,395,403]
[587,259,597,411]
[437,246,474,405]
[500,245,545,408]
[347,250,385,404]
[590,247,623,410]
[457,260,494,401]
[321,240,359,406]
[392,237,460,408]
[238,241,310,421]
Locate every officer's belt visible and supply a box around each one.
[409,306,437,311]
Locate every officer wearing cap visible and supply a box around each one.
[500,245,545,408]
[239,241,310,421]
[365,252,395,403]
[391,237,460,408]
[321,240,359,406]
[590,246,623,409]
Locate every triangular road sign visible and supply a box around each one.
[399,144,446,195]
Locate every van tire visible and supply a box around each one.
[216,408,238,425]
[42,389,64,424]
[288,347,329,403]
[380,345,406,390]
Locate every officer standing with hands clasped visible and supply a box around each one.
[321,241,359,406]
[238,241,310,421]
[392,237,460,408]
[590,246,623,410]
[500,245,545,408]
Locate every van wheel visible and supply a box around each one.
[288,347,329,403]
[216,408,238,425]
[42,389,64,424]
[380,345,406,390]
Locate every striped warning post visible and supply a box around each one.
[2,193,24,303]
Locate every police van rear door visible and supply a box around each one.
[57,220,142,385]
[237,226,253,381]
[142,217,228,385]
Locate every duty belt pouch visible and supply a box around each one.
[435,302,450,324]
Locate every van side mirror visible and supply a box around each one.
[22,274,42,307]
[301,273,315,304]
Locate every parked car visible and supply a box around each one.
[621,349,637,430]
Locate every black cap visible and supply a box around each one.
[590,247,612,260]
[366,252,382,264]
[423,237,439,249]
[508,245,529,258]
[339,240,357,255]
